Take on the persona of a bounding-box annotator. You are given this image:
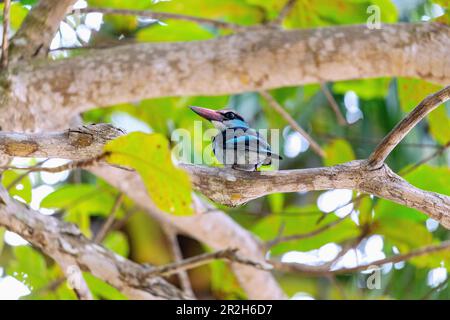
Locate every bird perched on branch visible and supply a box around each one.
[190,106,283,171]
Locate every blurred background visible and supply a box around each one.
[0,0,449,300]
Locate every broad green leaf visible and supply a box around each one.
[0,3,29,30]
[1,170,32,203]
[333,78,391,100]
[267,193,284,213]
[323,139,355,166]
[41,184,123,218]
[397,78,443,112]
[210,260,246,299]
[83,273,127,300]
[251,205,359,254]
[8,246,48,292]
[103,231,129,257]
[104,132,193,216]
[148,0,265,26]
[375,216,433,251]
[428,105,450,145]
[0,227,4,256]
[137,20,214,42]
[283,0,398,29]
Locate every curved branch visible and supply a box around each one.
[0,187,188,300]
[368,85,450,168]
[181,161,450,229]
[4,23,449,131]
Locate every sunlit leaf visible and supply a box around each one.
[137,20,214,42]
[103,231,129,257]
[323,139,355,166]
[1,170,32,203]
[333,78,391,100]
[104,132,193,216]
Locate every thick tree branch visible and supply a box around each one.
[181,161,450,229]
[0,124,123,159]
[3,23,449,131]
[368,85,450,168]
[0,187,189,300]
[9,0,77,62]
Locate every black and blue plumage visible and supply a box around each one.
[190,106,283,171]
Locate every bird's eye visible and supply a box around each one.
[226,112,235,119]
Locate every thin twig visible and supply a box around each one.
[1,0,10,68]
[143,248,273,278]
[271,240,450,276]
[259,90,326,158]
[399,141,450,176]
[93,193,124,243]
[320,82,347,126]
[266,217,347,249]
[73,7,249,32]
[163,224,195,298]
[6,159,49,191]
[273,0,298,25]
[0,153,108,173]
[368,86,450,168]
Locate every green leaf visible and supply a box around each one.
[137,20,214,42]
[251,205,360,254]
[104,132,193,216]
[428,105,450,145]
[375,216,433,252]
[1,170,32,203]
[103,231,129,257]
[267,193,284,213]
[332,78,391,100]
[8,246,48,291]
[148,0,265,26]
[83,273,127,300]
[323,139,355,166]
[397,78,443,112]
[0,3,29,30]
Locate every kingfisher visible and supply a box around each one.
[190,106,283,171]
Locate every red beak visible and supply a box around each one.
[190,106,224,122]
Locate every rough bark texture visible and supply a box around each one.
[0,188,189,300]
[2,23,449,131]
[368,85,450,168]
[181,161,450,229]
[0,123,123,159]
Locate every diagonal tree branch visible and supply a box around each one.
[272,0,298,25]
[0,187,189,300]
[9,0,77,62]
[259,90,326,158]
[270,240,450,276]
[2,23,449,131]
[368,85,450,168]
